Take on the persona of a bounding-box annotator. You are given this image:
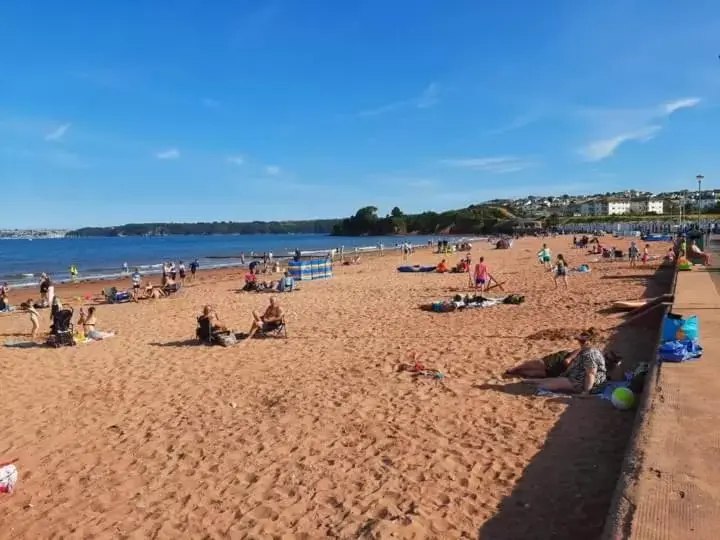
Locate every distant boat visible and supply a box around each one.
[28,238,32,241]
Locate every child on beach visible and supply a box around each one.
[553,254,569,289]
[641,244,650,265]
[21,300,40,338]
[538,244,552,270]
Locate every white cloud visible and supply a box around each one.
[662,97,701,115]
[440,156,536,174]
[155,148,180,160]
[354,82,440,118]
[45,123,71,142]
[202,98,220,108]
[226,155,245,165]
[265,165,281,175]
[580,125,661,161]
[576,97,700,162]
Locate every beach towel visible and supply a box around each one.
[658,340,703,363]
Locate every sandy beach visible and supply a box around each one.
[0,236,672,539]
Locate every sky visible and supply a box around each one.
[1,0,720,229]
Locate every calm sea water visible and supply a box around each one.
[0,234,465,286]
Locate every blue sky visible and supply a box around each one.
[1,0,719,228]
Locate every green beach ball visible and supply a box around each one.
[611,387,636,410]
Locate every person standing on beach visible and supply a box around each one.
[240,252,246,265]
[169,261,177,281]
[39,273,51,307]
[189,259,199,281]
[178,261,186,285]
[122,261,129,274]
[131,268,142,301]
[628,242,639,268]
[553,254,569,289]
[69,264,78,282]
[471,257,490,293]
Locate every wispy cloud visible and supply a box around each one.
[440,156,536,174]
[45,123,71,142]
[578,97,700,161]
[354,83,440,118]
[155,148,180,160]
[580,126,661,162]
[265,165,281,175]
[226,155,245,165]
[662,97,701,115]
[484,113,541,136]
[202,98,220,109]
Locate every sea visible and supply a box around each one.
[0,234,472,288]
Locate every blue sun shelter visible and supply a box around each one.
[287,258,333,281]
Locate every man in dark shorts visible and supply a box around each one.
[131,268,142,300]
[243,296,285,343]
[189,259,199,281]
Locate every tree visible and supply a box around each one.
[390,206,404,218]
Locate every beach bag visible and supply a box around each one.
[215,332,237,347]
[662,314,699,342]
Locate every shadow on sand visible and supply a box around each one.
[477,264,674,540]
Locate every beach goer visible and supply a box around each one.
[538,244,552,270]
[189,259,199,281]
[178,261,187,285]
[277,271,295,292]
[505,349,579,378]
[0,282,9,307]
[243,296,285,342]
[641,244,650,265]
[131,268,142,300]
[21,300,40,338]
[197,305,227,343]
[69,264,78,282]
[525,332,607,394]
[169,262,177,281]
[436,259,448,273]
[39,273,52,307]
[145,282,166,299]
[240,252,246,265]
[554,254,569,289]
[122,262,129,274]
[628,242,639,268]
[81,306,115,340]
[471,257,490,292]
[690,240,710,265]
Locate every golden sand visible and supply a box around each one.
[0,236,669,538]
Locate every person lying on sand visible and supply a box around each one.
[243,296,284,342]
[505,349,579,379]
[145,282,167,299]
[523,332,607,394]
[79,306,116,340]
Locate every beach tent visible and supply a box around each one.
[287,258,333,281]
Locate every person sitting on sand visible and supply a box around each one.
[243,296,285,342]
[196,305,228,343]
[277,271,295,292]
[80,306,115,340]
[436,259,449,273]
[471,257,490,292]
[690,240,710,265]
[524,332,607,394]
[145,282,167,299]
[505,349,579,379]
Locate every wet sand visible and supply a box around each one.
[0,236,670,538]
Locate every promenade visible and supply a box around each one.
[604,236,720,540]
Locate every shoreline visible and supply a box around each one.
[1,236,484,289]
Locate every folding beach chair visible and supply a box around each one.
[259,316,288,339]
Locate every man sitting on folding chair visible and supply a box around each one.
[243,296,287,342]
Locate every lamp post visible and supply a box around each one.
[696,174,704,228]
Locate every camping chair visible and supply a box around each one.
[259,316,288,339]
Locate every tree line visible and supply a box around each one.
[66,219,340,237]
[331,205,518,236]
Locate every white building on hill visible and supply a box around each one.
[578,197,664,216]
